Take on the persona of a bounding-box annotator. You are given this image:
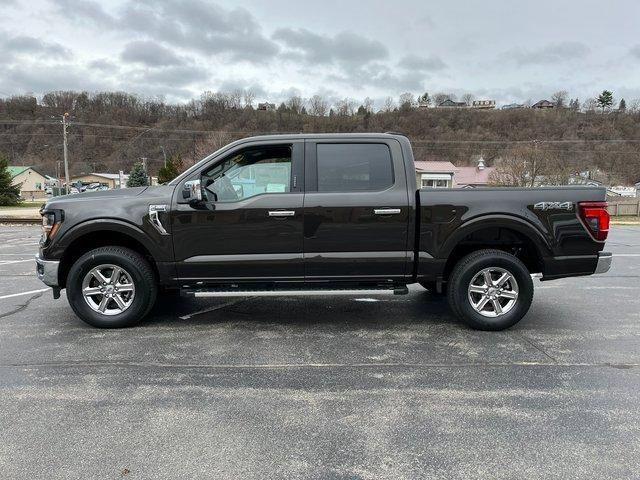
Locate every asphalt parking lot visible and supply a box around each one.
[0,225,639,479]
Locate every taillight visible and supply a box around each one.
[578,201,610,242]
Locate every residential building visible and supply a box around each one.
[414,157,495,189]
[257,102,276,111]
[437,99,468,108]
[609,186,637,198]
[72,173,128,189]
[472,100,496,109]
[531,100,555,109]
[8,165,48,199]
[414,161,457,188]
[501,103,525,110]
[455,156,495,188]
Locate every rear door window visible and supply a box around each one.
[316,143,394,192]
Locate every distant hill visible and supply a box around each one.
[1,91,639,184]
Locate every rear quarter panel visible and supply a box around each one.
[417,186,607,279]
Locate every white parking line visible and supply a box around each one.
[0,259,34,265]
[0,288,50,300]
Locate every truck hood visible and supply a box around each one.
[46,186,149,207]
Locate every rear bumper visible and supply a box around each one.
[594,252,612,274]
[541,251,611,280]
[35,255,60,287]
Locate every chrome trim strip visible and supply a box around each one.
[149,204,169,235]
[184,253,303,263]
[374,208,401,215]
[594,252,612,274]
[268,210,295,217]
[193,289,400,298]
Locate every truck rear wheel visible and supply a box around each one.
[447,249,533,331]
[66,246,157,328]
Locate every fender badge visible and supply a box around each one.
[534,202,573,211]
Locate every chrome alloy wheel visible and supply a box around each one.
[467,267,519,318]
[81,264,136,316]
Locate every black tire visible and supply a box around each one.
[447,249,533,331]
[66,246,157,328]
[419,281,446,296]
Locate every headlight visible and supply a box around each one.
[40,210,63,244]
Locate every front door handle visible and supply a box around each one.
[268,210,295,217]
[374,208,401,215]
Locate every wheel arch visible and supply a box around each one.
[440,215,551,280]
[57,220,160,288]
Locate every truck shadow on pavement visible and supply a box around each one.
[143,290,460,329]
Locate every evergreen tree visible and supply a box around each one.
[418,92,431,107]
[157,155,184,184]
[619,98,626,111]
[0,154,21,206]
[597,90,614,113]
[126,162,149,187]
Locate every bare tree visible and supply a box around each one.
[335,98,356,116]
[243,89,256,109]
[551,90,569,108]
[461,93,475,106]
[286,95,305,114]
[362,97,374,113]
[583,98,598,112]
[382,96,396,112]
[308,95,329,116]
[490,145,569,187]
[398,92,416,111]
[228,89,243,109]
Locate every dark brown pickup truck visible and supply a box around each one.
[37,133,611,330]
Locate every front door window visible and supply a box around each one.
[201,145,292,202]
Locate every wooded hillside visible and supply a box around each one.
[1,91,639,184]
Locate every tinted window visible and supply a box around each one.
[317,143,394,192]
[201,145,291,202]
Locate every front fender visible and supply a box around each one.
[46,218,173,262]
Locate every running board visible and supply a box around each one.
[184,286,409,298]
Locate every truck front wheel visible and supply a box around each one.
[66,246,157,328]
[447,249,533,331]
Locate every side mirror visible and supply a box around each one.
[182,179,203,204]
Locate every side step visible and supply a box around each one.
[183,285,409,298]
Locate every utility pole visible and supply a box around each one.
[62,112,70,194]
[160,146,167,168]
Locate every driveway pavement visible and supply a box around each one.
[0,225,639,479]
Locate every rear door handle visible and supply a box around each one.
[374,208,401,215]
[268,210,295,217]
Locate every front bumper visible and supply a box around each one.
[594,252,612,274]
[35,255,60,287]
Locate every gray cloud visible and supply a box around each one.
[631,45,640,59]
[121,40,187,67]
[1,63,107,94]
[129,65,210,87]
[504,41,590,66]
[89,58,119,73]
[397,54,447,72]
[53,0,279,62]
[0,31,71,61]
[328,63,426,93]
[273,28,388,67]
[53,0,116,27]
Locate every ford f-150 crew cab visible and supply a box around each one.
[36,133,612,330]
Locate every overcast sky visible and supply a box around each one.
[1,0,639,108]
